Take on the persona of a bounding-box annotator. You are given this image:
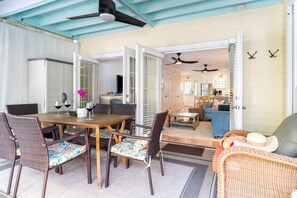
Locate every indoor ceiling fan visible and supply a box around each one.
[67,0,146,27]
[193,64,219,72]
[165,53,199,65]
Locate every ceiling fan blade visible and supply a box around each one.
[68,13,99,20]
[166,60,177,65]
[115,11,146,27]
[207,69,219,72]
[180,60,199,64]
[192,69,204,72]
[172,57,177,61]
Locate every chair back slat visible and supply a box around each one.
[7,114,49,171]
[110,104,136,130]
[6,104,38,115]
[93,104,109,114]
[0,113,16,160]
[147,110,169,158]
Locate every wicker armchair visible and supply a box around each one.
[0,113,20,195]
[217,141,297,198]
[105,110,168,195]
[7,114,92,198]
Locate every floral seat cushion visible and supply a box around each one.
[111,138,148,160]
[48,141,86,168]
[64,126,85,135]
[90,128,130,139]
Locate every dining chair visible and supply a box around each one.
[105,110,169,195]
[93,104,109,114]
[96,103,136,156]
[6,103,59,140]
[0,113,20,195]
[7,114,92,198]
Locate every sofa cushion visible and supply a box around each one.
[273,113,297,157]
[212,99,225,108]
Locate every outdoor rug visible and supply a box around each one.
[0,148,216,198]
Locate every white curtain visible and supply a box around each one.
[0,22,79,112]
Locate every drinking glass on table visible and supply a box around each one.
[91,102,96,116]
[64,100,71,116]
[86,103,93,120]
[54,101,62,116]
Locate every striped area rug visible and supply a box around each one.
[0,147,216,198]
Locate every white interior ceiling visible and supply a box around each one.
[163,48,229,74]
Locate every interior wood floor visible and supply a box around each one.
[162,121,220,148]
[162,106,220,148]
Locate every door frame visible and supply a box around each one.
[286,0,297,116]
[156,36,243,128]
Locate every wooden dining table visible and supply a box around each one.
[31,112,133,189]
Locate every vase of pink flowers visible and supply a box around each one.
[76,89,88,117]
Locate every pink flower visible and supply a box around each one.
[77,89,86,97]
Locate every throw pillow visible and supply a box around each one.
[273,113,297,157]
[212,99,225,108]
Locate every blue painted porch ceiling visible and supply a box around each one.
[1,0,282,39]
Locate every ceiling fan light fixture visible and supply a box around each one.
[203,70,208,73]
[99,13,115,21]
[176,61,182,65]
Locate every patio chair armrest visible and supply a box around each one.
[110,131,151,141]
[131,123,152,130]
[44,129,88,146]
[41,125,58,133]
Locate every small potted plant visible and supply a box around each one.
[76,89,88,117]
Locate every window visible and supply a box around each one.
[194,81,198,96]
[215,80,226,89]
[80,61,93,107]
[183,82,193,95]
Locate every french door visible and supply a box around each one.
[229,30,243,130]
[135,44,164,135]
[123,46,136,104]
[73,53,99,109]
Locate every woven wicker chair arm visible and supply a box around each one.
[41,125,58,133]
[218,146,297,168]
[131,123,152,130]
[110,131,151,141]
[44,129,88,146]
[217,146,297,198]
[223,130,251,137]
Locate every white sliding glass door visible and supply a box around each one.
[136,44,164,135]
[123,46,136,104]
[229,30,243,130]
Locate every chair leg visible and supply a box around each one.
[147,167,154,195]
[159,152,164,176]
[105,153,111,188]
[59,165,63,175]
[86,153,92,184]
[7,160,16,195]
[41,170,49,198]
[126,159,130,169]
[12,164,22,198]
[113,157,117,168]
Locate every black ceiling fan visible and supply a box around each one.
[193,64,219,72]
[67,0,146,27]
[165,53,199,65]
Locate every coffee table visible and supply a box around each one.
[168,112,199,130]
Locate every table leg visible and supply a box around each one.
[193,117,196,130]
[95,126,102,189]
[168,116,171,127]
[58,124,65,139]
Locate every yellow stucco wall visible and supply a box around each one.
[80,5,284,134]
